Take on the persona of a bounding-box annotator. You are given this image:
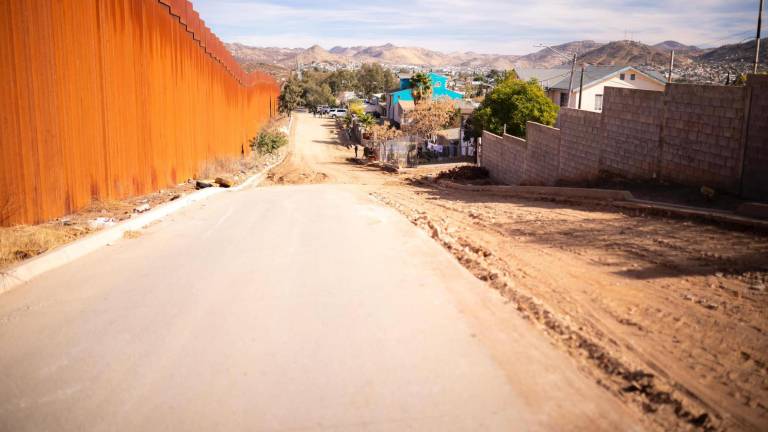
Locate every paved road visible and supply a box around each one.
[0,114,642,431]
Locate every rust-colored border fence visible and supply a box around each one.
[0,0,280,226]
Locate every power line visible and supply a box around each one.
[691,30,755,49]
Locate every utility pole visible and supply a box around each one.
[567,53,577,108]
[755,0,764,74]
[578,65,585,109]
[534,44,578,108]
[667,50,675,83]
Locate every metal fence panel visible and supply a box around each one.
[0,0,279,225]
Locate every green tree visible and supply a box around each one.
[468,76,558,139]
[324,70,358,95]
[358,113,376,128]
[278,77,304,116]
[409,72,432,105]
[303,82,335,112]
[356,63,398,98]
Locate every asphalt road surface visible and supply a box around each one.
[0,114,643,431]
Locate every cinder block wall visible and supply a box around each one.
[660,85,747,193]
[558,109,602,182]
[524,123,561,185]
[480,132,527,185]
[602,88,664,179]
[740,75,768,200]
[480,78,766,200]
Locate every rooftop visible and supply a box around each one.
[516,66,667,91]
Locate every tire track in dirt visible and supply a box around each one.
[371,185,768,431]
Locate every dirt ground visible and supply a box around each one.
[267,113,768,431]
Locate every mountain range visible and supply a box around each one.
[226,38,768,71]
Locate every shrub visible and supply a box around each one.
[251,130,288,154]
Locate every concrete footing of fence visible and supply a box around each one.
[0,138,291,297]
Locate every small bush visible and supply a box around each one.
[251,130,288,154]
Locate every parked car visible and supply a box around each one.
[327,108,348,118]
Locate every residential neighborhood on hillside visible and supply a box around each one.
[227,37,767,84]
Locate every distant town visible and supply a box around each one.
[228,38,767,86]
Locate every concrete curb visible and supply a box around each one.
[436,180,634,201]
[0,119,293,297]
[436,180,768,231]
[615,200,768,231]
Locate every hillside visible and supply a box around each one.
[653,41,700,52]
[571,40,689,67]
[514,41,604,68]
[697,37,768,64]
[226,39,766,72]
[227,43,519,68]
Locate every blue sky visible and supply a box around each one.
[192,0,762,54]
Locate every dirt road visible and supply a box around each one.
[262,114,768,431]
[0,113,644,431]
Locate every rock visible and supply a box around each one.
[215,176,234,188]
[169,194,182,201]
[195,180,213,190]
[749,283,766,292]
[133,203,151,213]
[715,272,724,278]
[88,217,115,230]
[700,186,716,200]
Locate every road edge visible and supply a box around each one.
[0,118,293,297]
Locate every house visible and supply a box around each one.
[337,91,359,105]
[385,72,464,124]
[515,66,667,112]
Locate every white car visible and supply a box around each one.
[327,108,348,118]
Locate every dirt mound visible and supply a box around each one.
[435,166,490,182]
[262,152,330,186]
[266,170,329,185]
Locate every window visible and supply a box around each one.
[559,92,568,107]
[631,73,636,80]
[595,94,604,111]
[620,73,626,80]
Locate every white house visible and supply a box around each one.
[515,66,668,112]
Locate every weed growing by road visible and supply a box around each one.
[251,130,288,155]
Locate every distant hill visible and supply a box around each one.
[227,42,520,69]
[226,38,766,72]
[514,41,604,68]
[572,40,687,67]
[653,41,700,52]
[697,37,768,64]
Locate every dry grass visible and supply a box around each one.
[0,225,82,269]
[197,156,252,180]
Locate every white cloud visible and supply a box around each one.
[192,0,759,54]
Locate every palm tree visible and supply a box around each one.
[410,73,432,105]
